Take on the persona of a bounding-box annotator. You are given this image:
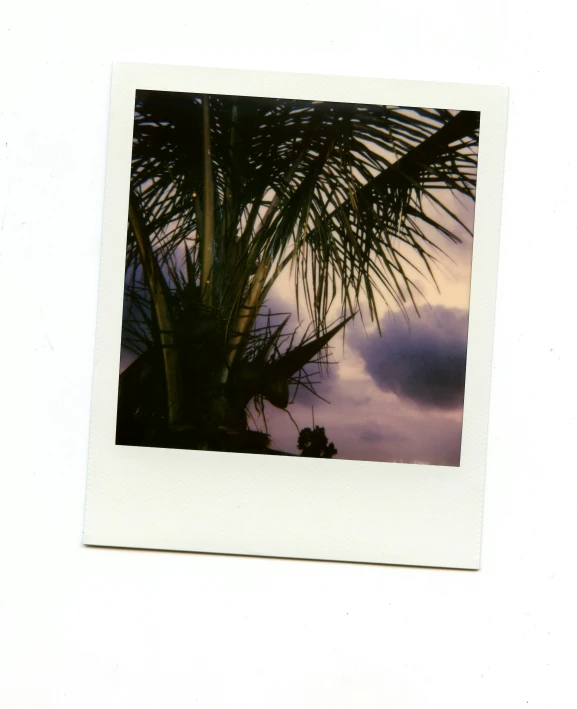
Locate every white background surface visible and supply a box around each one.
[1,2,575,707]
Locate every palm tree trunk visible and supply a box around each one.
[128,194,182,425]
[226,254,271,368]
[226,150,307,369]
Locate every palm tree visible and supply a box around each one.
[117,89,479,453]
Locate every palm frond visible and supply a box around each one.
[118,89,480,448]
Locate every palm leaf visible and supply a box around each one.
[119,90,480,445]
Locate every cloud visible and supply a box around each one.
[359,427,406,443]
[267,379,464,466]
[352,307,469,410]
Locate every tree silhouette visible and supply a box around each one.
[116,90,479,453]
[297,426,338,459]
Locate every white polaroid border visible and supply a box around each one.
[83,63,508,569]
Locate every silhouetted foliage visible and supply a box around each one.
[117,90,480,453]
[297,426,338,458]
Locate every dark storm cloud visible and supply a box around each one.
[352,307,469,410]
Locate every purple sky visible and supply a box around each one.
[120,191,476,466]
[254,193,476,466]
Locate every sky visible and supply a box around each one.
[257,193,475,466]
[120,96,478,466]
[119,190,475,466]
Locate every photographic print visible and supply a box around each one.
[118,91,478,466]
[84,64,507,568]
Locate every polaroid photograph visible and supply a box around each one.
[84,63,508,569]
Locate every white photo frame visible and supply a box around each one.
[83,63,508,569]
